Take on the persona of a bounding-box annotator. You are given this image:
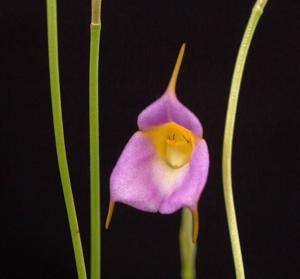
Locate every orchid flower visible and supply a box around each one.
[105,44,209,242]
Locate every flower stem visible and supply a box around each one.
[179,208,197,279]
[222,1,268,278]
[46,1,87,279]
[90,1,102,279]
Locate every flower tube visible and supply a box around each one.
[106,44,209,242]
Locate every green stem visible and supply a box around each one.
[179,208,197,279]
[46,1,87,279]
[89,0,101,275]
[222,1,268,278]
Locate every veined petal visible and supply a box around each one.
[137,44,202,136]
[110,131,190,212]
[110,132,209,214]
[159,139,209,214]
[110,132,161,212]
[137,93,203,137]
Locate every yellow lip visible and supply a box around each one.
[143,121,196,168]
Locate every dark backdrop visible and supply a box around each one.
[1,0,300,278]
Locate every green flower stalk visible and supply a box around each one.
[46,0,87,278]
[180,208,197,279]
[89,1,102,279]
[222,1,268,278]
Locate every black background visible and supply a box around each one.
[1,0,300,278]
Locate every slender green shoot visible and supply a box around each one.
[179,208,197,279]
[89,1,102,279]
[222,1,268,278]
[46,1,87,278]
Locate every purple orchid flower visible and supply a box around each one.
[105,44,209,242]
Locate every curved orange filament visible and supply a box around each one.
[166,43,186,94]
[191,205,199,243]
[105,200,115,229]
